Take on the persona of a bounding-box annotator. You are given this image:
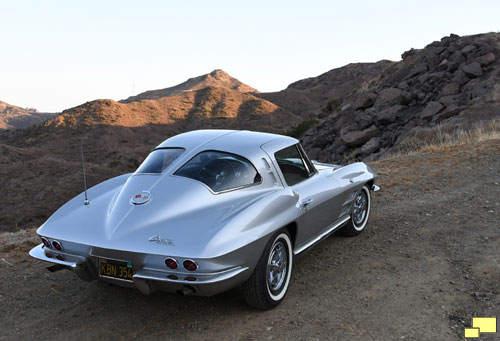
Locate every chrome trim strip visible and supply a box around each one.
[29,244,80,268]
[133,266,248,285]
[311,160,341,169]
[293,216,350,255]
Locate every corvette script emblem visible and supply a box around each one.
[131,191,152,205]
[148,235,175,246]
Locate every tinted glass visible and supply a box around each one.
[275,145,310,186]
[175,151,262,192]
[136,148,185,174]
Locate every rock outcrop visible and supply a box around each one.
[301,32,499,163]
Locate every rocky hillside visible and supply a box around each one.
[122,69,257,103]
[0,100,57,130]
[0,32,498,232]
[300,33,499,163]
[0,83,301,232]
[255,61,392,117]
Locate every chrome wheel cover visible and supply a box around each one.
[352,190,368,227]
[267,240,288,293]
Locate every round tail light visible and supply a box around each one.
[183,260,197,271]
[45,252,53,258]
[165,258,178,270]
[52,240,63,251]
[56,255,65,261]
[41,237,51,248]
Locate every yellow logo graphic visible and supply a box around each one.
[464,317,496,338]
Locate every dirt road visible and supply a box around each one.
[1,139,499,340]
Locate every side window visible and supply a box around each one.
[274,145,311,186]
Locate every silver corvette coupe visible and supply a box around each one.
[30,130,379,309]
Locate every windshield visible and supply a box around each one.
[174,150,261,192]
[135,148,185,174]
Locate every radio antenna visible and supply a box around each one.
[80,140,89,205]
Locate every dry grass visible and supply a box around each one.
[388,119,500,158]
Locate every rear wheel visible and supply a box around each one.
[341,185,371,236]
[243,230,293,309]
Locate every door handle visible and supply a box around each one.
[301,198,314,207]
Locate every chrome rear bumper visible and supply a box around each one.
[29,244,96,281]
[29,244,249,296]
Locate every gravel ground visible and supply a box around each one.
[1,139,499,340]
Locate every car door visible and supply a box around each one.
[263,143,337,249]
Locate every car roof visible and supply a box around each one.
[155,130,237,151]
[156,130,298,161]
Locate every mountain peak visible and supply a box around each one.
[122,70,257,103]
[209,69,228,76]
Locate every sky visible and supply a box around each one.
[0,1,499,113]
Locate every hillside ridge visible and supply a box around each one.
[0,100,57,130]
[121,69,257,103]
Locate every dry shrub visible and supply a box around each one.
[393,119,500,157]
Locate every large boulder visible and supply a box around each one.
[339,122,359,137]
[432,104,463,123]
[408,64,428,78]
[397,81,409,90]
[441,82,460,95]
[449,50,465,65]
[478,52,495,66]
[374,88,402,106]
[438,59,451,71]
[439,95,458,106]
[420,101,444,120]
[401,48,418,60]
[463,80,488,99]
[461,45,476,55]
[375,105,405,125]
[462,62,483,78]
[452,70,470,86]
[424,50,440,70]
[431,45,446,55]
[341,125,380,147]
[361,137,381,155]
[477,41,493,55]
[356,112,373,130]
[353,92,377,110]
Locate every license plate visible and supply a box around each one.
[99,258,134,281]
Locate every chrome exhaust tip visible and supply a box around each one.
[177,286,196,296]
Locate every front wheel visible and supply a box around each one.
[341,185,371,236]
[243,230,293,309]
